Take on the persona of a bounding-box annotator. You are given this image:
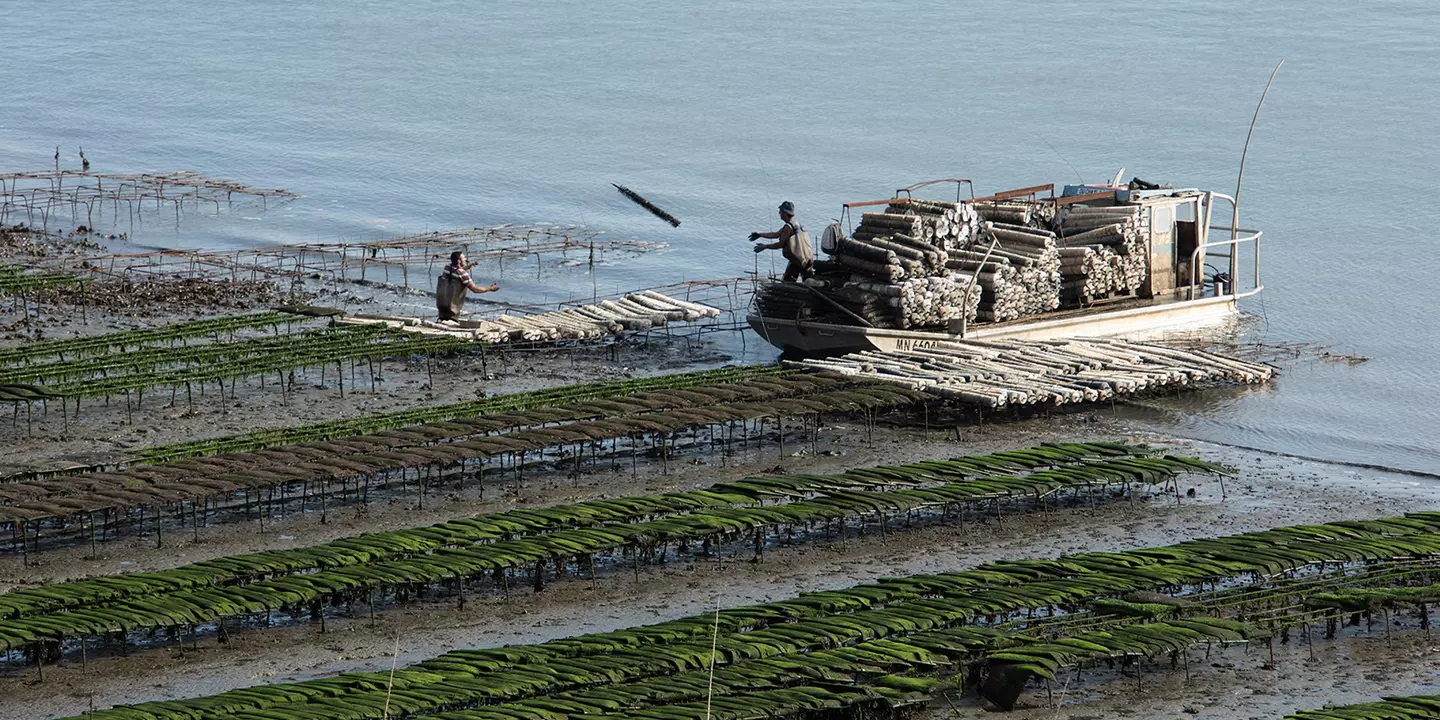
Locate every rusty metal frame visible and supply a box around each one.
[893,178,975,204]
[968,184,1055,204]
[839,198,900,234]
[1052,190,1125,207]
[839,178,976,232]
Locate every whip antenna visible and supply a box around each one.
[1233,60,1284,245]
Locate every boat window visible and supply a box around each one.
[1152,205,1174,230]
[1174,201,1197,223]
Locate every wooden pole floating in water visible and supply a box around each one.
[612,184,680,227]
[793,336,1273,409]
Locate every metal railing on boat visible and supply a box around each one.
[1190,191,1263,301]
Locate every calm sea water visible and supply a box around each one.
[3,2,1437,474]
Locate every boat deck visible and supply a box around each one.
[749,288,1238,356]
[971,293,1154,330]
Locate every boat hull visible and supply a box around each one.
[747,295,1239,355]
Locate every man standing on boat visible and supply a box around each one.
[749,201,813,282]
[436,250,500,321]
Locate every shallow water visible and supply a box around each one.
[2,2,1437,473]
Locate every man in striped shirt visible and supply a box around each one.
[436,251,500,321]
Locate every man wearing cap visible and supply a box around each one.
[436,250,500,321]
[748,201,813,282]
